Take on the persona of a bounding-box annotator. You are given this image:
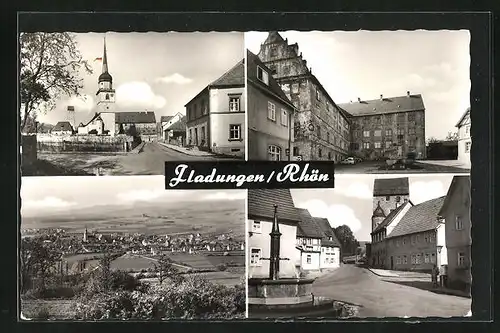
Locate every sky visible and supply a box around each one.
[246,30,471,140]
[36,32,244,126]
[20,176,246,218]
[291,174,457,241]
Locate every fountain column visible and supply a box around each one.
[269,204,282,280]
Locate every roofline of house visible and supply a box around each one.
[344,108,426,118]
[247,213,300,225]
[455,107,471,128]
[247,77,296,111]
[386,227,439,239]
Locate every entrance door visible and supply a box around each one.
[390,256,394,270]
[194,128,198,146]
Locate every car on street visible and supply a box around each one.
[340,157,355,165]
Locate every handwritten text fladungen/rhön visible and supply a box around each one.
[167,163,330,188]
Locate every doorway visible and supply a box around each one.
[390,256,394,270]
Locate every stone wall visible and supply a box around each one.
[36,134,133,153]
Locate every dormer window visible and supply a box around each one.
[257,66,269,85]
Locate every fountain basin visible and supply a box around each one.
[248,277,315,306]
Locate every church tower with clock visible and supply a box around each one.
[96,37,117,136]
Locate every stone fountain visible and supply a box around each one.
[248,205,341,318]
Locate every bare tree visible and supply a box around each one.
[19,32,92,132]
[154,254,182,284]
[445,131,459,141]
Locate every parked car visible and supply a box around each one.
[354,157,363,163]
[340,157,355,165]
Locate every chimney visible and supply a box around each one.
[357,97,361,102]
[407,91,410,97]
[380,94,383,100]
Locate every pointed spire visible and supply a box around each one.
[102,36,108,74]
[271,204,281,234]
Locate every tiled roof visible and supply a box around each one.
[247,50,294,109]
[115,112,156,124]
[247,189,300,224]
[373,177,410,196]
[52,121,73,132]
[455,107,471,127]
[438,175,470,216]
[314,217,341,247]
[296,208,324,238]
[388,196,446,238]
[161,115,173,123]
[338,94,425,117]
[210,59,245,87]
[168,116,186,131]
[372,201,411,234]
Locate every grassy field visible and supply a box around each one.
[21,299,76,320]
[110,254,157,271]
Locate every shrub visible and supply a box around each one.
[74,275,245,320]
[33,306,50,320]
[216,264,227,271]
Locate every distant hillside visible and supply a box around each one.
[21,198,245,235]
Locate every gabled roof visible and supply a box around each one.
[115,112,156,124]
[79,112,103,128]
[338,94,425,117]
[388,196,446,238]
[167,116,186,131]
[263,31,286,44]
[372,202,386,218]
[246,49,295,110]
[296,208,323,238]
[314,217,341,247]
[52,121,73,132]
[372,201,411,234]
[438,175,470,216]
[161,115,173,123]
[210,59,245,88]
[247,189,300,224]
[373,177,410,196]
[455,107,471,127]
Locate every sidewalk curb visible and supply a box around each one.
[157,142,214,157]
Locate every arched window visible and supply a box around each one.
[268,145,281,161]
[105,93,110,100]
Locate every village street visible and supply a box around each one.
[312,265,471,318]
[34,142,238,176]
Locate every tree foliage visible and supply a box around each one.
[445,131,459,141]
[154,254,183,285]
[20,237,61,292]
[19,32,92,131]
[333,225,360,257]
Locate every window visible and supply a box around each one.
[396,239,400,247]
[408,128,415,135]
[416,235,420,243]
[429,233,436,243]
[385,129,392,136]
[363,142,370,149]
[315,88,320,101]
[465,125,470,134]
[374,142,382,149]
[229,96,240,112]
[257,66,269,85]
[411,235,415,244]
[281,109,288,126]
[306,254,312,264]
[403,255,408,264]
[268,145,281,161]
[267,102,276,121]
[408,113,415,121]
[424,234,429,243]
[465,142,471,153]
[252,221,261,233]
[411,254,416,264]
[416,254,422,264]
[363,130,370,137]
[318,148,322,158]
[328,151,332,160]
[385,141,392,148]
[374,130,382,136]
[396,256,401,264]
[424,253,430,263]
[386,196,390,201]
[396,196,401,203]
[291,83,299,94]
[229,124,241,141]
[397,129,405,136]
[293,146,299,156]
[250,248,262,266]
[457,252,465,267]
[105,93,109,100]
[455,215,463,230]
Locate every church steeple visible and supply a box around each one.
[98,37,112,84]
